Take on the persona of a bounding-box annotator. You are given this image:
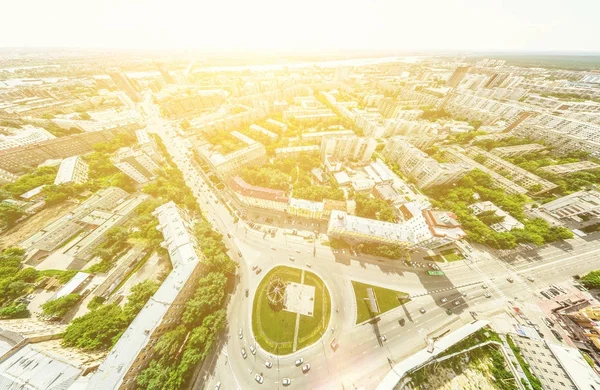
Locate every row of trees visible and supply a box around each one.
[426,170,572,249]
[61,279,159,350]
[136,218,237,388]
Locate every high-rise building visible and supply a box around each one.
[109,70,142,102]
[446,66,470,88]
[321,136,377,163]
[155,61,175,84]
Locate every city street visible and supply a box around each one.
[145,102,600,390]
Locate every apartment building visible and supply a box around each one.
[510,334,600,390]
[301,129,354,144]
[443,146,528,195]
[327,204,465,250]
[54,156,89,185]
[466,146,558,195]
[109,70,142,103]
[539,189,600,222]
[0,126,138,174]
[490,143,546,158]
[0,125,55,151]
[383,137,472,189]
[511,112,600,157]
[0,167,18,184]
[288,197,325,219]
[447,66,470,88]
[112,147,160,184]
[468,201,524,232]
[320,136,377,163]
[541,161,600,175]
[266,118,288,132]
[198,131,267,178]
[86,202,205,390]
[249,124,278,139]
[526,94,600,113]
[229,176,288,212]
[275,145,319,159]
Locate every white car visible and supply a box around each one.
[419,308,426,314]
[250,344,256,355]
[238,328,243,339]
[482,284,488,289]
[302,363,311,373]
[484,292,492,298]
[295,358,304,366]
[255,374,264,384]
[440,297,448,303]
[241,348,247,359]
[527,276,535,282]
[282,378,291,386]
[295,249,301,253]
[289,256,295,261]
[271,246,276,251]
[215,382,221,390]
[265,361,273,368]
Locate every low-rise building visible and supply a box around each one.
[288,197,324,219]
[510,333,600,390]
[0,167,18,184]
[250,124,278,139]
[490,143,546,158]
[21,187,130,253]
[0,125,55,151]
[469,201,524,232]
[197,131,267,178]
[328,203,465,250]
[85,202,205,390]
[266,118,288,132]
[112,147,161,184]
[54,156,89,185]
[541,161,600,175]
[539,189,600,226]
[229,176,288,212]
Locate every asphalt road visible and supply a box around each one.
[144,103,600,390]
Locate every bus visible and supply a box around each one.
[427,270,445,276]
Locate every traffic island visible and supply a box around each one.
[351,280,410,324]
[252,266,331,355]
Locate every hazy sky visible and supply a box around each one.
[3,0,599,52]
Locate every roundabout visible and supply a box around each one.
[251,266,332,355]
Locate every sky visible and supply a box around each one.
[2,0,599,52]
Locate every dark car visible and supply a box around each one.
[551,329,563,341]
[398,318,406,326]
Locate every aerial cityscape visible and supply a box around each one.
[2,1,600,390]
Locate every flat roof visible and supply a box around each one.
[0,344,83,390]
[87,202,202,389]
[20,185,46,199]
[51,272,90,301]
[54,156,81,185]
[377,321,490,390]
[549,342,600,389]
[329,210,414,243]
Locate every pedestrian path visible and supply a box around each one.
[292,269,306,352]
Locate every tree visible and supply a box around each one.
[581,270,600,289]
[41,294,80,319]
[123,279,159,321]
[62,304,128,351]
[136,360,174,390]
[0,203,25,228]
[183,272,227,325]
[153,325,187,359]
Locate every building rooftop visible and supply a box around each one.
[86,202,202,389]
[54,156,82,185]
[541,161,600,175]
[289,197,324,211]
[50,272,90,301]
[548,343,600,390]
[0,344,83,390]
[230,176,288,202]
[329,210,414,243]
[20,185,46,200]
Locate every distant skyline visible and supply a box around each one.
[3,0,600,52]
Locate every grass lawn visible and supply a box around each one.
[441,249,464,262]
[423,255,445,263]
[351,281,410,324]
[252,266,331,355]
